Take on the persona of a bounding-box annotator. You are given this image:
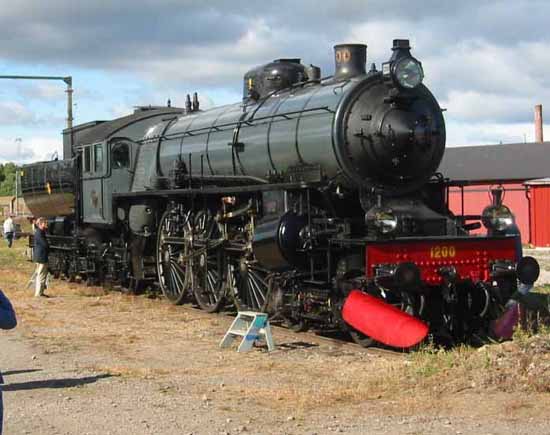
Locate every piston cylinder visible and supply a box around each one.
[252,212,308,270]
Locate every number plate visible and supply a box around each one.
[430,245,456,259]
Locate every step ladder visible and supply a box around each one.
[220,311,275,352]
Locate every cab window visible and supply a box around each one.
[83,146,91,173]
[112,143,130,169]
[94,143,103,173]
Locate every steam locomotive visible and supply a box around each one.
[21,39,539,348]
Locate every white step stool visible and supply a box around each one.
[220,311,275,352]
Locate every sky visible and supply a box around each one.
[0,0,549,163]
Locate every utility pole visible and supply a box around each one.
[14,138,22,216]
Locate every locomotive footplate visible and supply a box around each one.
[113,181,324,199]
[330,234,519,246]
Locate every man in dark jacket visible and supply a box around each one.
[33,217,49,297]
[0,289,17,434]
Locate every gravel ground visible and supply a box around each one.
[1,241,550,434]
[1,297,550,435]
[525,248,550,284]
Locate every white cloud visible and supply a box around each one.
[425,40,548,97]
[441,91,535,124]
[0,101,37,126]
[445,120,550,147]
[16,81,66,101]
[109,103,133,119]
[1,0,549,155]
[129,19,295,87]
[0,135,61,164]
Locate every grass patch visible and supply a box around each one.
[0,237,32,270]
[535,284,550,294]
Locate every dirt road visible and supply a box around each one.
[1,240,550,434]
[1,295,550,435]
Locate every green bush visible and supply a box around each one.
[0,162,16,196]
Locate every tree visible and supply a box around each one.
[0,163,16,196]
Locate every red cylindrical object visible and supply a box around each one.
[342,290,429,348]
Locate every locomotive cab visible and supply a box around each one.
[79,138,137,225]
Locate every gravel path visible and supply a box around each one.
[0,241,550,434]
[2,317,550,434]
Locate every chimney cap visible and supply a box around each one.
[392,39,410,50]
[334,43,368,49]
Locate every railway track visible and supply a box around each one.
[164,301,405,359]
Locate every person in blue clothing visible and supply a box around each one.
[0,289,17,434]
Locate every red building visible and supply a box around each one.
[525,178,550,247]
[438,142,550,247]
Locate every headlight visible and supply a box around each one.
[374,209,398,234]
[482,205,514,232]
[393,57,424,89]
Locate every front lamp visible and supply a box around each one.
[372,209,398,235]
[393,57,424,89]
[482,205,514,232]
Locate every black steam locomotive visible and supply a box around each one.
[21,40,539,348]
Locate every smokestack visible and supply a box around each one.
[333,44,367,80]
[535,104,543,143]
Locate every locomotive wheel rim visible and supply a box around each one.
[156,209,191,305]
[191,211,226,313]
[283,317,309,333]
[232,259,271,312]
[348,329,376,348]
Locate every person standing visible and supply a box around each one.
[33,217,49,297]
[2,216,15,248]
[0,289,17,434]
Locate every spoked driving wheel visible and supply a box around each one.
[156,208,192,304]
[192,211,226,313]
[232,257,271,312]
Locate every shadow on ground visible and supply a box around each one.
[2,369,43,377]
[276,341,319,350]
[2,373,112,391]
